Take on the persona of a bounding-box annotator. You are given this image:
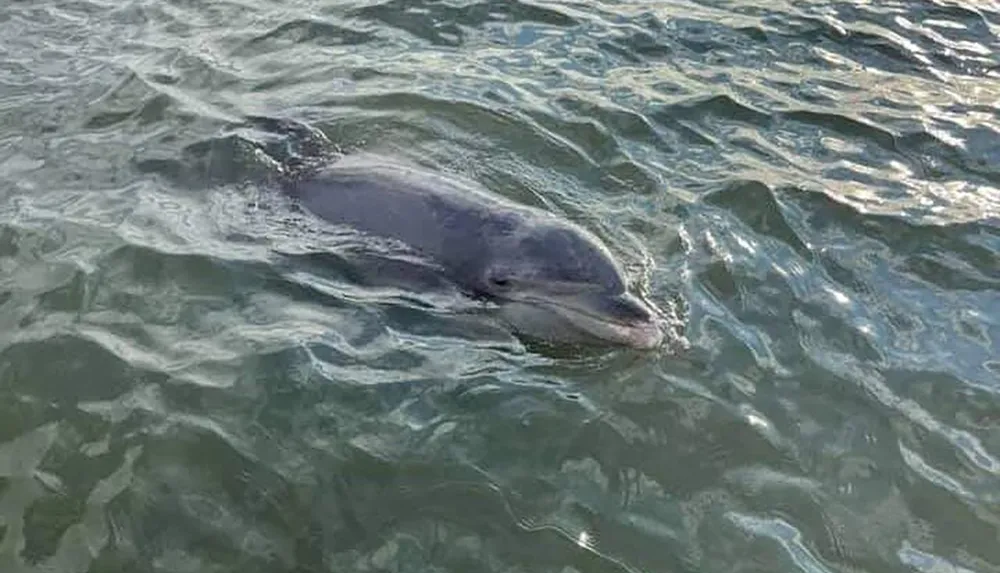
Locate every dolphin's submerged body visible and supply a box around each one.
[282,154,665,349]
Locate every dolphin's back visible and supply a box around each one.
[283,156,520,272]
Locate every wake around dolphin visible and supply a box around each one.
[281,153,666,350]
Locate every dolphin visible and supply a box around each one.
[280,153,665,349]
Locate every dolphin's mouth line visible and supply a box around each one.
[509,293,665,333]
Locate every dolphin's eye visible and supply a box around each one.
[489,276,513,288]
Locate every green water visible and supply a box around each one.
[1,0,999,571]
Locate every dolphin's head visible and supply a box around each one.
[473,218,665,350]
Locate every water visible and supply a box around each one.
[1,0,999,571]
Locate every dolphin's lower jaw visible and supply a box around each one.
[498,295,666,350]
[603,316,665,350]
[556,303,665,349]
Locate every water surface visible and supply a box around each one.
[1,0,999,572]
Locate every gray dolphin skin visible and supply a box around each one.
[282,153,665,349]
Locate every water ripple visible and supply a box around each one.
[2,0,1000,571]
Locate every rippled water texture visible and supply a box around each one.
[2,0,1000,571]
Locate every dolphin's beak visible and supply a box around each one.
[541,290,666,350]
[497,287,666,350]
[590,291,665,349]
